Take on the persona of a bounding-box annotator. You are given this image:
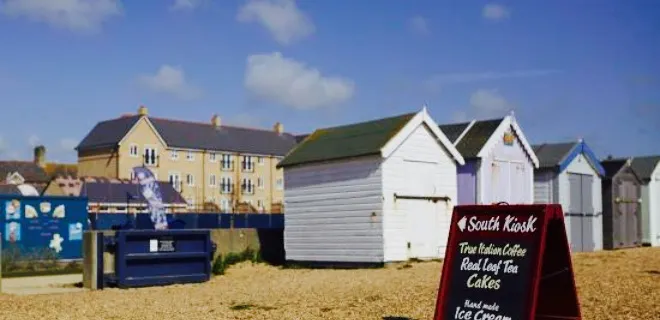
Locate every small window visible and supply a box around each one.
[187,197,194,210]
[169,172,181,191]
[209,174,216,187]
[257,199,263,208]
[187,151,195,161]
[276,178,283,190]
[221,154,233,170]
[257,177,264,189]
[209,152,217,162]
[257,157,264,165]
[171,150,179,161]
[221,177,233,193]
[186,174,194,186]
[144,147,158,166]
[129,144,139,157]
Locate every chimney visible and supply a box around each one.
[274,122,283,135]
[138,105,148,116]
[34,145,46,168]
[212,114,221,128]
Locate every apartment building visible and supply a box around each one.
[75,106,298,213]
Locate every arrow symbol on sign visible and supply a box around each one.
[457,216,467,232]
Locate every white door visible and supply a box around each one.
[491,160,510,204]
[654,176,660,245]
[402,160,447,259]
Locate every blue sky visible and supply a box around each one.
[0,0,658,163]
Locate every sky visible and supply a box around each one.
[0,0,658,164]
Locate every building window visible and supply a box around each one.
[221,154,233,170]
[144,147,157,166]
[257,199,263,209]
[257,177,264,189]
[209,152,217,162]
[129,144,139,157]
[169,172,181,191]
[220,177,233,194]
[187,151,195,161]
[171,150,179,161]
[242,156,254,172]
[241,178,254,194]
[257,156,264,165]
[187,197,194,210]
[209,174,216,187]
[186,174,195,186]
[276,178,283,190]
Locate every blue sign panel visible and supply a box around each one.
[0,195,89,260]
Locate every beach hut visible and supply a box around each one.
[532,140,606,252]
[630,156,660,247]
[600,157,643,250]
[276,107,465,264]
[438,112,539,205]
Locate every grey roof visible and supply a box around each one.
[295,134,309,143]
[532,142,578,169]
[0,161,49,183]
[438,122,471,144]
[453,118,504,159]
[76,116,140,151]
[630,155,660,182]
[76,115,298,156]
[601,158,630,179]
[79,178,187,205]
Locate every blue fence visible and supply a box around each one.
[89,213,284,231]
[0,195,89,260]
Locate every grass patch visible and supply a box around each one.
[212,246,262,276]
[1,245,82,277]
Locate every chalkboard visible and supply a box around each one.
[434,204,581,320]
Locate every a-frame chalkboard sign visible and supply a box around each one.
[433,204,582,320]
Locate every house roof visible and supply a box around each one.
[44,163,78,179]
[630,155,660,182]
[294,134,309,143]
[0,161,49,183]
[75,177,187,205]
[277,112,417,168]
[438,122,471,144]
[76,114,298,156]
[532,140,606,176]
[532,142,577,168]
[601,158,632,179]
[454,118,504,159]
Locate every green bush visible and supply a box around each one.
[211,247,262,276]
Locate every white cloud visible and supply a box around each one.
[170,0,201,11]
[28,134,40,147]
[60,138,79,151]
[451,110,469,123]
[136,65,202,100]
[469,89,511,118]
[409,15,429,35]
[244,52,355,110]
[0,0,122,34]
[483,4,510,21]
[237,0,315,45]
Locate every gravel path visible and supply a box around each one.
[0,247,658,320]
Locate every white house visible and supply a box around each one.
[276,107,465,265]
[631,156,660,247]
[532,140,605,252]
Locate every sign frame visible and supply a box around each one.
[433,204,582,320]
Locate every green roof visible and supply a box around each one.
[277,112,416,168]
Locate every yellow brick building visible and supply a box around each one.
[75,106,299,213]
